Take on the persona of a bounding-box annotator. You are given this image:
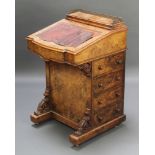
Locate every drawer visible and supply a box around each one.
[93,52,125,77]
[93,101,123,126]
[93,70,124,95]
[93,86,124,108]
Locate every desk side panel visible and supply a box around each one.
[49,62,91,124]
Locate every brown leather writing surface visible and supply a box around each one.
[37,22,94,47]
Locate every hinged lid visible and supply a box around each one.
[26,10,127,65]
[66,10,123,30]
[37,22,95,47]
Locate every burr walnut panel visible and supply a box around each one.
[73,31,127,65]
[93,52,125,77]
[49,62,91,123]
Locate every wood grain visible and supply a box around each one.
[50,61,91,123]
[27,10,127,146]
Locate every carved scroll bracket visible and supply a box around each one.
[74,101,92,136]
[78,62,92,77]
[34,88,52,116]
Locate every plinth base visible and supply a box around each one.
[69,115,126,146]
[31,111,126,146]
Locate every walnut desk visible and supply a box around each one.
[26,10,128,146]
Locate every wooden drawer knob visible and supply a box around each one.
[97,115,104,122]
[113,108,121,115]
[97,101,103,105]
[98,65,103,70]
[115,76,121,81]
[98,83,103,88]
[115,93,121,97]
[115,108,121,113]
[116,59,123,64]
[106,57,111,61]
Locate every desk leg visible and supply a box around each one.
[30,60,52,124]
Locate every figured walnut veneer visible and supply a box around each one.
[26,10,128,146]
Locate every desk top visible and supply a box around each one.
[26,10,127,65]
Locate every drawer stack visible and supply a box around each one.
[92,51,126,126]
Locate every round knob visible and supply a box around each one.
[98,65,103,70]
[113,108,121,115]
[116,76,121,81]
[98,83,103,88]
[115,93,120,97]
[115,108,121,113]
[98,101,102,105]
[116,59,123,64]
[97,115,104,122]
[106,57,111,61]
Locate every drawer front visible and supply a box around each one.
[93,86,124,108]
[93,101,123,126]
[93,52,125,77]
[93,70,124,95]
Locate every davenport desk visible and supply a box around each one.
[26,10,128,146]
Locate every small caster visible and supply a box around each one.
[33,123,40,126]
[73,144,80,147]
